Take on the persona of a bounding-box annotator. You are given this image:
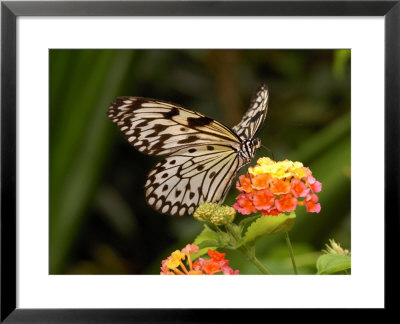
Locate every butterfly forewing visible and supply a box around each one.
[232,83,269,141]
[108,97,239,156]
[108,83,269,216]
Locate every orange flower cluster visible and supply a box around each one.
[234,157,322,216]
[160,244,239,275]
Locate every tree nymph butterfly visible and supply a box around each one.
[108,83,269,216]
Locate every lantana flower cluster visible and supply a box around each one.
[234,157,322,216]
[160,244,239,275]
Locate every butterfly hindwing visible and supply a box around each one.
[232,83,269,141]
[144,145,246,216]
[108,97,239,156]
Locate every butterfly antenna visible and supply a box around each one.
[260,144,275,161]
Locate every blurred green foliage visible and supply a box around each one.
[49,49,350,274]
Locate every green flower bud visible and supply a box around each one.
[193,202,219,222]
[210,206,236,225]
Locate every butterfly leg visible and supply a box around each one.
[247,171,253,185]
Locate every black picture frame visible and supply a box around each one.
[1,0,398,321]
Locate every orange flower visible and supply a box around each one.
[252,173,271,190]
[269,178,291,195]
[253,189,274,211]
[234,157,322,216]
[236,175,253,193]
[275,194,297,213]
[201,259,221,275]
[208,249,226,262]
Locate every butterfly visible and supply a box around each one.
[108,83,269,216]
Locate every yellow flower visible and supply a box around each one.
[250,158,310,179]
[166,257,181,270]
[256,157,275,166]
[171,250,185,261]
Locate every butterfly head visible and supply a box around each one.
[240,138,261,163]
[253,137,261,149]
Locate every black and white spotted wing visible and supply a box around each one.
[108,97,239,156]
[145,145,241,216]
[232,83,269,141]
[108,83,269,216]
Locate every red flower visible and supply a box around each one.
[208,249,226,262]
[261,208,280,216]
[202,259,221,275]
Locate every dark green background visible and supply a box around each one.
[49,49,351,274]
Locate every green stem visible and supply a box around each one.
[239,246,272,275]
[285,231,298,275]
[225,224,271,275]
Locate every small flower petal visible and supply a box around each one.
[181,244,199,255]
[234,193,257,215]
[236,175,253,193]
[253,189,275,211]
[269,178,291,195]
[291,178,310,197]
[275,195,297,213]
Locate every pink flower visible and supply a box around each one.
[305,194,321,213]
[291,178,310,197]
[233,193,257,215]
[307,176,322,193]
[181,244,199,255]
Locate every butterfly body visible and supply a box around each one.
[108,83,269,216]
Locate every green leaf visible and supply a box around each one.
[316,254,351,274]
[239,212,296,247]
[191,225,219,259]
[193,225,218,244]
[197,240,221,249]
[216,231,231,247]
[238,214,261,230]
